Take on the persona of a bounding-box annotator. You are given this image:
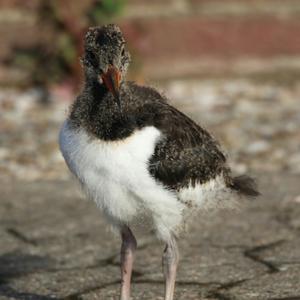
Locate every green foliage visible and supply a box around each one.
[89,0,126,24]
[57,33,77,66]
[13,51,36,71]
[11,0,127,87]
[13,47,71,85]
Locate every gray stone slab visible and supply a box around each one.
[1,266,118,299]
[0,173,299,299]
[219,266,300,300]
[132,241,265,284]
[82,282,215,300]
[249,237,300,272]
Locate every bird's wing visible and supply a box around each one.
[129,85,229,190]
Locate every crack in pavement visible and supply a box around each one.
[0,284,59,300]
[243,239,286,273]
[217,279,248,290]
[59,240,159,299]
[209,292,232,300]
[207,279,248,300]
[6,228,38,246]
[270,297,300,300]
[209,239,295,275]
[2,234,290,299]
[61,279,121,300]
[1,235,156,278]
[61,276,247,299]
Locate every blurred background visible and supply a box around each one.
[0,0,300,182]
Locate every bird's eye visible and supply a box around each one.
[86,51,97,67]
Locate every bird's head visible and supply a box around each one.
[82,24,130,108]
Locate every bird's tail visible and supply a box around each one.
[229,175,260,198]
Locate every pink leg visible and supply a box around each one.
[162,237,179,300]
[120,226,137,300]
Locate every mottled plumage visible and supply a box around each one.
[69,79,258,195]
[69,81,233,191]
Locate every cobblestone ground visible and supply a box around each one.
[0,78,300,299]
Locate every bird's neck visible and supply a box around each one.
[85,76,106,94]
[69,76,129,140]
[69,78,106,125]
[84,71,104,90]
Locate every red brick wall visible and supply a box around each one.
[1,0,300,83]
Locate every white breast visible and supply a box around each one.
[59,120,184,241]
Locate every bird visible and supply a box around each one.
[59,24,259,300]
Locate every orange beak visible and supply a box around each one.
[100,65,121,110]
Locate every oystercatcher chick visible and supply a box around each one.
[59,24,259,300]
